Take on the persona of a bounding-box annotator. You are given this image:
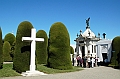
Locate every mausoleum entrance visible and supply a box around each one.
[81,46,85,57]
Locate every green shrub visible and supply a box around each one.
[36,30,48,64]
[10,41,16,60]
[48,22,73,70]
[3,41,12,62]
[4,33,15,60]
[0,28,3,69]
[4,33,15,46]
[13,21,33,73]
[70,46,74,54]
[110,36,120,67]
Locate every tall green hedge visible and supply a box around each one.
[10,40,16,60]
[48,22,73,70]
[0,28,3,69]
[3,41,12,62]
[110,36,120,68]
[4,33,15,45]
[4,33,15,60]
[70,46,74,54]
[36,30,48,64]
[13,21,33,73]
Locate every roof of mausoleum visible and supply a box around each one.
[82,27,95,38]
[96,39,112,45]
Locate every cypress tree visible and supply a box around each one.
[13,21,33,73]
[70,46,74,54]
[3,41,12,61]
[48,22,73,70]
[36,30,48,64]
[4,33,15,60]
[4,33,15,45]
[110,36,120,67]
[0,28,3,69]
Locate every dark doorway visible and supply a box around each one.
[82,46,85,57]
[102,53,107,61]
[102,53,108,65]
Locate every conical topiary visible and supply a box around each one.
[3,41,12,62]
[4,33,15,46]
[48,22,73,70]
[36,30,48,64]
[13,21,33,73]
[3,33,15,61]
[110,36,120,67]
[70,46,74,54]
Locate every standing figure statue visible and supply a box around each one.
[86,17,90,26]
[103,33,106,39]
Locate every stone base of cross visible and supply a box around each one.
[21,28,47,76]
[21,70,47,76]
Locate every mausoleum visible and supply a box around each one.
[74,18,112,63]
[96,39,112,63]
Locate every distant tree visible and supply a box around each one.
[3,41,12,62]
[70,46,74,54]
[36,30,48,64]
[110,36,120,67]
[48,22,73,70]
[4,33,15,45]
[4,33,15,60]
[10,41,16,60]
[117,51,120,69]
[0,28,3,69]
[13,21,33,73]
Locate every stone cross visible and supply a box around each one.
[22,28,44,72]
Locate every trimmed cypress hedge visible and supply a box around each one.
[110,36,120,68]
[3,41,12,62]
[48,22,73,70]
[36,30,48,64]
[13,21,33,73]
[0,28,3,69]
[4,33,15,60]
[4,33,15,45]
[70,46,74,54]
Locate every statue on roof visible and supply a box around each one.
[103,33,106,39]
[86,17,90,27]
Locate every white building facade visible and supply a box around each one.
[96,39,112,62]
[74,18,112,63]
[74,26,100,58]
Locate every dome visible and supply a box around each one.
[82,28,95,38]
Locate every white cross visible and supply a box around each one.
[22,28,44,72]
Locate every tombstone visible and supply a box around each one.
[21,28,47,76]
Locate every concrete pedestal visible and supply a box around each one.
[21,70,47,76]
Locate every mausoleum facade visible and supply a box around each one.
[74,26,100,58]
[74,18,112,63]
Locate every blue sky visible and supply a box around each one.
[0,0,120,45]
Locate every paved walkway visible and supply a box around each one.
[1,66,120,79]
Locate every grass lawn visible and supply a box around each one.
[0,63,21,77]
[0,63,83,77]
[37,64,83,74]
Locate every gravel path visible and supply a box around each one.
[1,66,120,79]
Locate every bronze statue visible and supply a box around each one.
[86,17,90,26]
